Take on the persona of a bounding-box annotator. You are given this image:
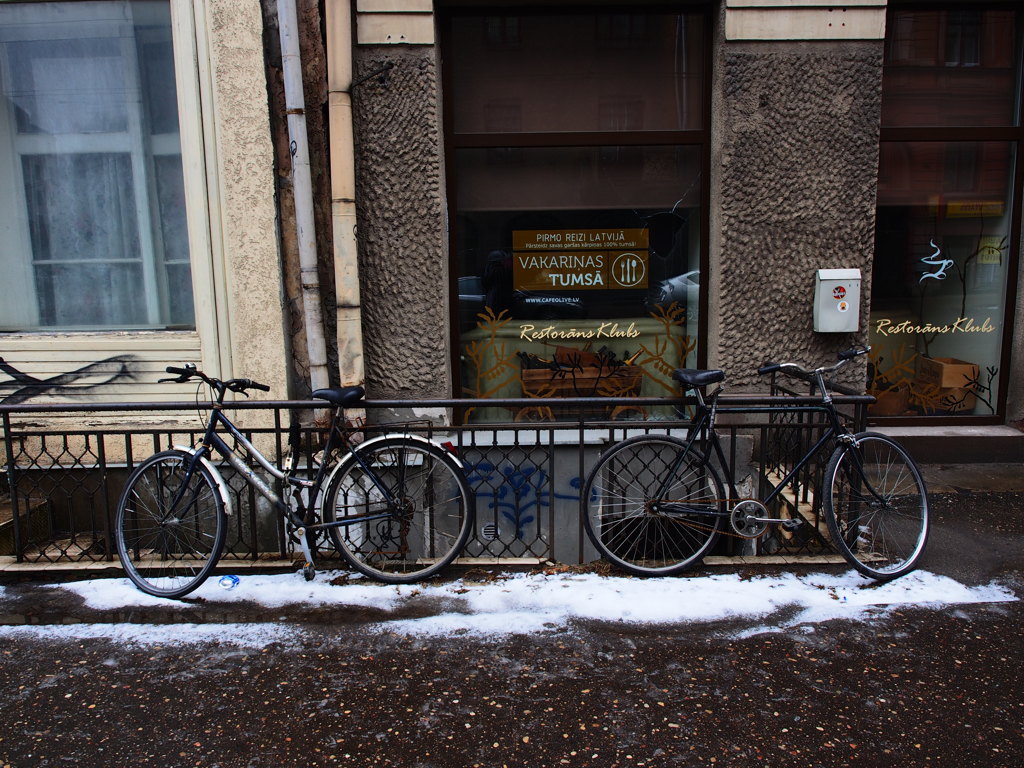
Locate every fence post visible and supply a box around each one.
[96,436,114,562]
[2,411,23,561]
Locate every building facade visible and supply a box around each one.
[1,0,1022,454]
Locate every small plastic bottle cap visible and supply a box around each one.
[218,574,240,590]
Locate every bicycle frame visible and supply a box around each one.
[659,387,852,518]
[582,345,928,580]
[116,364,476,594]
[180,405,450,539]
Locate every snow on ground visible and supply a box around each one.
[0,621,300,649]
[0,569,1016,647]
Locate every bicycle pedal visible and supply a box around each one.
[781,519,802,531]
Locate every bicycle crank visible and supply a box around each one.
[729,499,774,538]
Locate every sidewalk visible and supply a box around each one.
[919,461,1024,493]
[3,462,1021,768]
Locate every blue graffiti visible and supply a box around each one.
[466,460,583,540]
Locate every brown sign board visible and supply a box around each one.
[512,229,649,291]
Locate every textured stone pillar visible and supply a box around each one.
[711,32,884,387]
[351,46,450,401]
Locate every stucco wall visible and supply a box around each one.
[711,39,883,388]
[350,47,450,400]
[206,0,289,403]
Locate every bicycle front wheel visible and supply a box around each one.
[583,434,725,576]
[823,433,929,580]
[323,438,473,583]
[115,449,226,598]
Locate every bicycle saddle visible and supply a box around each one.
[671,368,725,389]
[312,386,365,407]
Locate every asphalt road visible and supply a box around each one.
[1,486,1022,768]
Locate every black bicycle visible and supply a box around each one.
[114,365,474,597]
[583,347,929,581]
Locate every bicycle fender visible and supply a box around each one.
[322,432,467,493]
[172,444,234,519]
[363,433,467,470]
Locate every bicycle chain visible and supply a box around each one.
[658,498,780,540]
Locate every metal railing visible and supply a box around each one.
[1,391,871,568]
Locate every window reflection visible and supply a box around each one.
[451,14,704,134]
[881,9,1018,128]
[871,142,1013,417]
[448,11,707,421]
[0,1,192,331]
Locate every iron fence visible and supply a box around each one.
[1,390,870,568]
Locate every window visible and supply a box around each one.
[0,1,192,331]
[944,10,981,67]
[871,6,1022,421]
[445,11,708,422]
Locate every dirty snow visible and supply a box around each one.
[0,569,1015,647]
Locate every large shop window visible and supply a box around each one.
[0,1,191,331]
[871,7,1021,420]
[445,11,707,422]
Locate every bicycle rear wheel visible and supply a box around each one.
[115,449,226,598]
[823,432,929,580]
[583,434,725,576]
[323,438,473,583]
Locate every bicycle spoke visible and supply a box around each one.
[115,451,226,598]
[584,435,724,575]
[324,439,472,583]
[825,434,928,580]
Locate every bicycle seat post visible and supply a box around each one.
[693,386,707,409]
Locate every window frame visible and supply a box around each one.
[440,4,714,404]
[873,1,1024,425]
[0,0,229,390]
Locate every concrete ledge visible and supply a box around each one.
[0,557,296,574]
[725,5,886,40]
[876,426,1024,464]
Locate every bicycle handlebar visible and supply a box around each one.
[230,378,272,393]
[837,346,868,361]
[757,346,870,380]
[160,365,271,395]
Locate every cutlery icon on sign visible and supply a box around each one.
[612,252,645,287]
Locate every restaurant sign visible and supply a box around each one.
[512,228,649,291]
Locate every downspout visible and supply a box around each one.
[325,0,365,388]
[276,0,331,397]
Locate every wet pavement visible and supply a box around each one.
[0,465,1022,767]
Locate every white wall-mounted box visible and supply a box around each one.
[813,268,861,332]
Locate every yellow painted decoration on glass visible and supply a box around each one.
[461,304,694,422]
[874,317,997,336]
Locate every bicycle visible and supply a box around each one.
[114,365,474,598]
[583,346,929,581]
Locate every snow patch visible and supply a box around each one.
[0,569,1015,646]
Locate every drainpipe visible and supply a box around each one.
[277,0,331,398]
[325,0,365,388]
